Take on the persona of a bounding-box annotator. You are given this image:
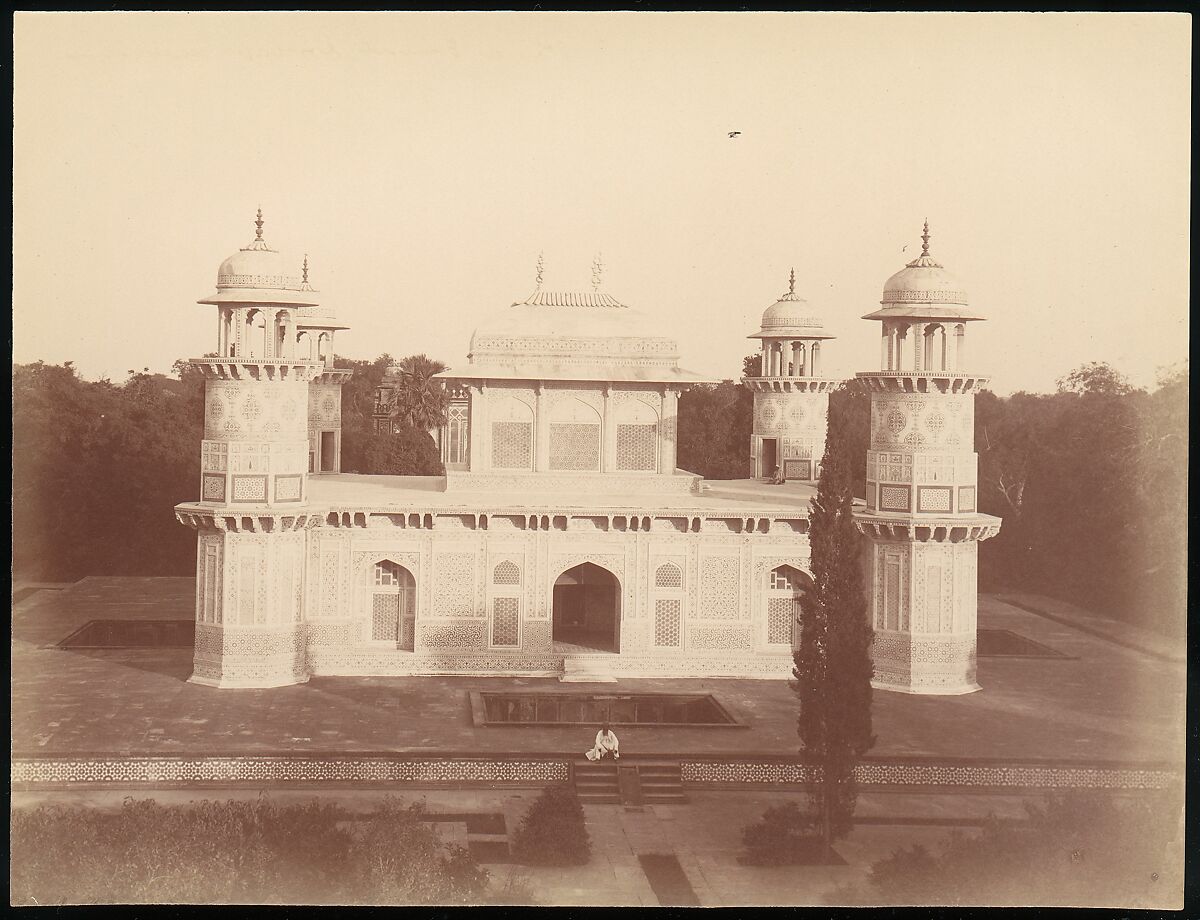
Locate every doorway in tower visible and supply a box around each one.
[371,560,415,651]
[552,562,620,653]
[760,438,778,480]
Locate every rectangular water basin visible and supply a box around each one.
[470,691,742,727]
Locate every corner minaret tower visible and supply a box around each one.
[175,211,350,688]
[853,222,1001,694]
[743,269,838,481]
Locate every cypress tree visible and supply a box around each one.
[793,400,876,852]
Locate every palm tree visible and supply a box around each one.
[389,354,449,433]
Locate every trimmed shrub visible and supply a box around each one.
[741,802,823,866]
[511,785,591,866]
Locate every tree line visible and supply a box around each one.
[676,358,1186,638]
[12,355,1186,637]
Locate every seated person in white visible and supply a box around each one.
[585,723,619,761]
[769,465,786,485]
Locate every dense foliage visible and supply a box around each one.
[793,401,875,849]
[741,802,822,865]
[510,785,591,866]
[11,355,1187,639]
[828,792,1183,907]
[676,378,754,478]
[10,796,495,906]
[12,361,205,580]
[380,353,450,432]
[975,362,1188,637]
[335,353,445,476]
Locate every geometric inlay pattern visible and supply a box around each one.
[783,459,812,481]
[11,757,571,786]
[372,593,400,641]
[615,423,657,471]
[548,423,601,471]
[493,561,521,585]
[491,596,520,647]
[231,474,268,502]
[679,760,1179,791]
[491,421,533,470]
[699,555,741,619]
[202,474,226,502]
[879,484,911,512]
[766,597,796,645]
[917,485,953,513]
[654,599,682,647]
[654,563,682,589]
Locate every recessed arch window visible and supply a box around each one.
[766,564,813,648]
[654,563,683,589]
[616,399,660,471]
[371,560,416,650]
[493,560,521,585]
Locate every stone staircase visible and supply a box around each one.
[559,657,618,683]
[574,760,686,806]
[574,761,621,803]
[636,761,687,805]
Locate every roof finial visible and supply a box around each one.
[536,251,544,288]
[921,218,930,257]
[788,267,796,296]
[255,207,264,242]
[592,253,604,291]
[302,254,309,285]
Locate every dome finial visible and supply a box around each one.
[536,251,544,288]
[592,253,604,291]
[788,267,796,296]
[302,254,309,285]
[921,219,930,257]
[255,207,264,242]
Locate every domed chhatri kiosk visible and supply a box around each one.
[853,222,1002,694]
[176,215,998,691]
[743,269,840,483]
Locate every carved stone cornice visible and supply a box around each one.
[855,372,989,395]
[189,358,323,383]
[852,510,1002,544]
[175,504,323,533]
[321,507,810,535]
[311,368,354,385]
[741,377,839,393]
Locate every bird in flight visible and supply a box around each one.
[728,131,741,138]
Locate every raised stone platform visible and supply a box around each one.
[10,578,1185,793]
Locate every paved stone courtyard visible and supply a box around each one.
[11,578,1185,765]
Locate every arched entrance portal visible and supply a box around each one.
[552,562,620,653]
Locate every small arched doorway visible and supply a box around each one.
[371,560,416,650]
[552,562,620,653]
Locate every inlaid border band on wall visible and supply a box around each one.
[10,756,1177,792]
[11,756,569,787]
[680,760,1179,791]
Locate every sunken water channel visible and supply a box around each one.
[472,692,741,727]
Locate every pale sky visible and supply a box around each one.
[12,12,1191,394]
